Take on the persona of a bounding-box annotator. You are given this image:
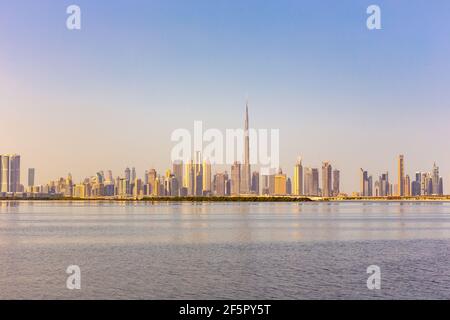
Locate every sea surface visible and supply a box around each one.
[0,200,449,299]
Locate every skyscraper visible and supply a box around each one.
[251,171,259,195]
[9,155,20,193]
[293,157,303,196]
[194,152,203,196]
[214,172,226,196]
[312,168,319,196]
[368,175,373,196]
[125,167,131,182]
[274,168,287,195]
[432,162,440,195]
[183,160,195,196]
[405,174,411,196]
[321,161,332,197]
[398,154,405,196]
[360,168,368,196]
[381,172,389,197]
[332,169,340,196]
[0,154,21,193]
[261,174,272,195]
[231,161,241,195]
[286,178,292,195]
[0,155,7,192]
[241,102,251,194]
[28,168,35,188]
[304,167,312,196]
[411,172,421,196]
[202,159,211,195]
[172,161,183,184]
[147,169,157,196]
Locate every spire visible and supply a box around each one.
[245,100,249,131]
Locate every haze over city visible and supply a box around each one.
[1,0,450,193]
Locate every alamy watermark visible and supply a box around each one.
[367,5,381,30]
[171,121,279,174]
[66,265,81,290]
[366,265,381,290]
[66,5,81,30]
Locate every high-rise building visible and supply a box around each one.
[9,155,20,193]
[411,172,421,196]
[0,155,8,192]
[367,175,373,196]
[421,172,428,195]
[118,178,129,197]
[432,162,440,195]
[251,171,259,195]
[293,157,303,196]
[274,169,287,195]
[28,168,35,188]
[241,102,251,194]
[213,172,227,196]
[231,161,241,195]
[147,169,157,196]
[202,160,211,195]
[169,175,179,196]
[321,161,332,197]
[332,169,340,196]
[133,178,143,197]
[194,152,203,196]
[286,178,292,195]
[311,168,319,196]
[105,170,113,184]
[183,160,195,196]
[360,168,368,196]
[404,174,411,196]
[374,180,380,196]
[261,174,271,195]
[398,154,405,196]
[172,160,183,187]
[224,172,231,196]
[424,173,433,195]
[0,154,21,193]
[303,167,310,195]
[125,167,131,182]
[380,172,389,197]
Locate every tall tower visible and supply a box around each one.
[432,162,439,195]
[293,157,303,196]
[321,161,332,197]
[332,169,340,196]
[28,168,35,187]
[9,155,20,193]
[398,154,405,196]
[202,159,211,194]
[241,101,251,194]
[231,161,241,195]
[360,168,368,196]
[1,155,10,193]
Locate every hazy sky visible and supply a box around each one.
[1,0,450,193]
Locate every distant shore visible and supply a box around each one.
[2,195,450,202]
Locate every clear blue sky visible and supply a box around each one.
[1,0,450,193]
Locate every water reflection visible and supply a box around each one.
[1,201,450,245]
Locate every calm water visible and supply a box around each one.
[0,201,449,299]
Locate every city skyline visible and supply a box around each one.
[1,108,446,198]
[2,1,450,192]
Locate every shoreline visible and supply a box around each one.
[2,196,450,202]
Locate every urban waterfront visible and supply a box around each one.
[1,201,449,299]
